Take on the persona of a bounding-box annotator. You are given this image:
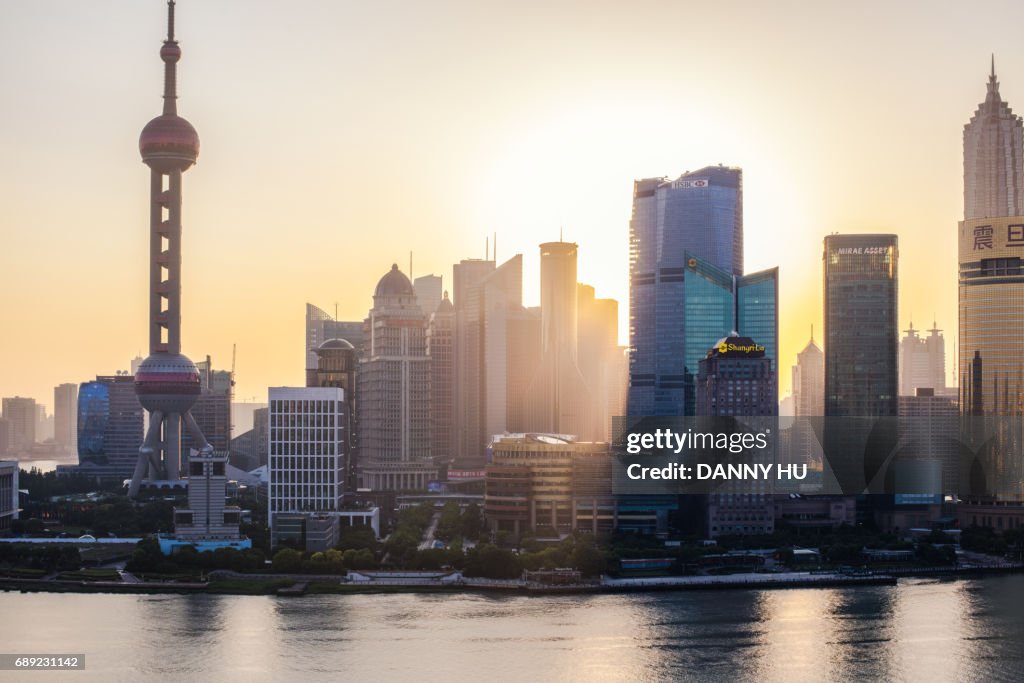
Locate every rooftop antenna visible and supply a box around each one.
[409,251,413,280]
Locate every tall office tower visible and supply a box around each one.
[129,1,215,497]
[268,387,346,547]
[453,257,495,464]
[578,284,622,442]
[414,274,443,318]
[0,419,9,456]
[900,323,948,396]
[823,235,899,417]
[305,303,365,373]
[253,407,269,467]
[182,357,231,455]
[526,241,592,438]
[790,331,825,470]
[628,166,743,417]
[792,332,824,417]
[308,339,358,488]
[506,306,542,433]
[358,264,435,490]
[54,383,78,453]
[481,255,526,450]
[130,356,144,376]
[964,58,1024,220]
[1,397,37,453]
[427,292,456,468]
[76,376,145,480]
[36,405,53,443]
[696,335,776,538]
[959,64,1024,504]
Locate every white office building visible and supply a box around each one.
[268,387,347,548]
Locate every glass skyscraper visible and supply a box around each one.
[76,376,145,480]
[628,166,756,417]
[823,234,899,418]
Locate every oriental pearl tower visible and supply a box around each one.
[129,1,211,497]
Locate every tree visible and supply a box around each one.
[337,525,378,552]
[461,503,484,541]
[271,548,303,573]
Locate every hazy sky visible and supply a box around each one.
[2,0,1020,411]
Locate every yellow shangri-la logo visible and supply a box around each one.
[718,343,729,354]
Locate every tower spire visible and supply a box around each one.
[986,53,1001,103]
[161,1,180,116]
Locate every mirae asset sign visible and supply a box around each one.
[834,246,891,255]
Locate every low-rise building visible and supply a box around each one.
[0,461,18,536]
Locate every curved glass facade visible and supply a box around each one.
[75,376,144,479]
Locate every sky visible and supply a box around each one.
[1,0,1021,411]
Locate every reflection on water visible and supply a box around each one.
[2,577,1023,682]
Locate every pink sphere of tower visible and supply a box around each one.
[139,114,199,173]
[134,352,201,414]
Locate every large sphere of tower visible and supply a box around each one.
[139,114,199,173]
[134,352,202,414]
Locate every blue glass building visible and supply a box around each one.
[623,166,777,535]
[76,376,144,480]
[628,166,776,417]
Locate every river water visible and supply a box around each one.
[1,576,1022,682]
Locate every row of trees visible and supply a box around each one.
[0,543,81,573]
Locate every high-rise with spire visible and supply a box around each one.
[958,58,1024,500]
[129,0,208,497]
[963,56,1024,220]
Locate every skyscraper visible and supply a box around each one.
[76,376,145,480]
[129,0,214,497]
[309,338,358,488]
[358,264,435,490]
[1,397,37,453]
[696,335,776,538]
[823,234,899,418]
[481,255,527,446]
[822,235,898,523]
[427,292,456,468]
[959,63,1024,503]
[184,357,232,456]
[964,58,1024,220]
[54,383,78,454]
[305,303,365,374]
[628,166,744,417]
[526,241,592,438]
[900,323,947,396]
[269,387,346,547]
[578,284,624,442]
[413,274,443,318]
[792,332,824,417]
[453,257,495,464]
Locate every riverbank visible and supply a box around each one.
[3,563,1020,597]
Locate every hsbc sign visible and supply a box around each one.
[672,178,709,189]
